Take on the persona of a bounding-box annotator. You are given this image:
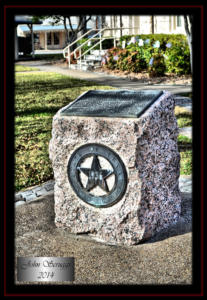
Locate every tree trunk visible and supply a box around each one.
[27,24,35,58]
[67,16,78,50]
[64,16,71,45]
[80,16,87,35]
[184,15,193,73]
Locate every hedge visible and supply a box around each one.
[77,38,114,54]
[101,34,191,76]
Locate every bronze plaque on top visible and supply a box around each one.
[60,89,163,118]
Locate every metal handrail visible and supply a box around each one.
[63,28,94,55]
[63,27,104,56]
[73,27,106,58]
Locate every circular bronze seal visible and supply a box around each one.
[67,144,127,208]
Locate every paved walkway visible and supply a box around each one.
[16,60,192,96]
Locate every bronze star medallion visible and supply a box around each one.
[67,144,127,208]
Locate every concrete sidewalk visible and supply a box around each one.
[16,60,192,95]
[15,191,192,285]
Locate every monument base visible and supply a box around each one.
[49,91,181,245]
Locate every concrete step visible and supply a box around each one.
[84,54,102,61]
[90,49,108,56]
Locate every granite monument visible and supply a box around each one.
[49,89,181,245]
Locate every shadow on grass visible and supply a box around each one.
[175,92,192,98]
[15,106,66,117]
[176,112,192,118]
[15,129,52,138]
[15,77,99,95]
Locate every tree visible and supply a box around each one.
[31,15,92,46]
[48,15,92,45]
[184,15,193,73]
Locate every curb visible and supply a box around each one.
[15,180,55,207]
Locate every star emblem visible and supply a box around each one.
[77,155,114,193]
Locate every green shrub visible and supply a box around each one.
[118,34,190,75]
[142,46,154,64]
[102,34,190,76]
[164,41,191,75]
[115,49,130,71]
[104,47,147,73]
[104,47,120,70]
[101,39,114,49]
[77,38,92,54]
[148,53,166,77]
[126,51,147,72]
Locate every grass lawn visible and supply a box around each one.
[15,71,115,192]
[15,65,40,72]
[176,114,192,128]
[180,150,192,175]
[15,71,192,192]
[174,106,192,128]
[177,135,192,175]
[175,108,192,175]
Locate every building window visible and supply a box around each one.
[177,16,182,27]
[54,32,59,45]
[47,32,52,45]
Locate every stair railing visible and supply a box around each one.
[72,28,106,58]
[63,27,139,68]
[63,28,95,64]
[63,27,109,68]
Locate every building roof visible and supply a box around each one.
[17,24,92,36]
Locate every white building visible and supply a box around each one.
[103,15,186,37]
[16,15,186,55]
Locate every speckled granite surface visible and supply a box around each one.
[49,90,181,245]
